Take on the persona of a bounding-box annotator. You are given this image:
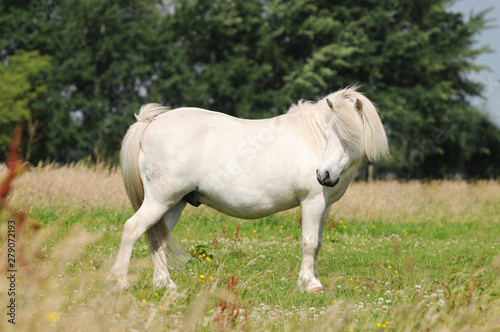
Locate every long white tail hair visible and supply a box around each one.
[120,104,190,269]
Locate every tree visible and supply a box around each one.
[1,0,498,177]
[0,50,52,159]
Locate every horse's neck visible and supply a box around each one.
[284,104,332,139]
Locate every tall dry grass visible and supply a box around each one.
[3,163,499,222]
[1,163,129,212]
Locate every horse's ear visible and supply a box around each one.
[326,98,334,111]
[355,99,363,116]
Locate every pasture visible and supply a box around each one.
[1,164,500,331]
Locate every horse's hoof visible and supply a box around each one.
[116,277,130,290]
[308,285,323,293]
[153,279,177,289]
[307,281,323,293]
[107,274,130,290]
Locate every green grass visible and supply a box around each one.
[3,201,499,331]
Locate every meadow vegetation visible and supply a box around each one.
[1,164,500,331]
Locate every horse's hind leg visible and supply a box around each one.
[109,197,171,289]
[149,201,187,288]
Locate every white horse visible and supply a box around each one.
[109,87,389,293]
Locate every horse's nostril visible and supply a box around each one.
[325,170,330,180]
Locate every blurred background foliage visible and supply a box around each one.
[1,0,499,178]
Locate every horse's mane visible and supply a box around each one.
[287,87,389,162]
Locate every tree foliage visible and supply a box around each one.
[1,0,499,177]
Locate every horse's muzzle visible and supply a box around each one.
[316,170,340,187]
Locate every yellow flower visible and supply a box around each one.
[253,230,256,233]
[377,323,381,327]
[200,275,205,279]
[206,257,212,262]
[395,271,398,274]
[159,305,163,309]
[155,293,159,297]
[280,225,284,229]
[142,299,146,303]
[388,266,392,269]
[47,312,59,323]
[209,276,213,280]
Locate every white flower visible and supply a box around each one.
[438,299,445,307]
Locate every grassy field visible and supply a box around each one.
[1,164,500,331]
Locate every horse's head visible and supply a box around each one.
[316,96,364,187]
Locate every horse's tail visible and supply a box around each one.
[121,103,169,210]
[121,103,190,269]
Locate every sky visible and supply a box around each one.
[450,0,500,127]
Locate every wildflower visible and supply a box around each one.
[388,266,392,269]
[377,323,381,327]
[395,271,398,274]
[159,305,163,309]
[253,230,256,233]
[206,257,212,262]
[47,312,59,323]
[438,299,445,307]
[200,274,205,279]
[155,293,159,297]
[209,276,213,280]
[280,225,283,228]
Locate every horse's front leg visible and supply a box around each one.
[298,200,330,293]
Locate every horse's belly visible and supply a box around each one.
[197,190,299,219]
